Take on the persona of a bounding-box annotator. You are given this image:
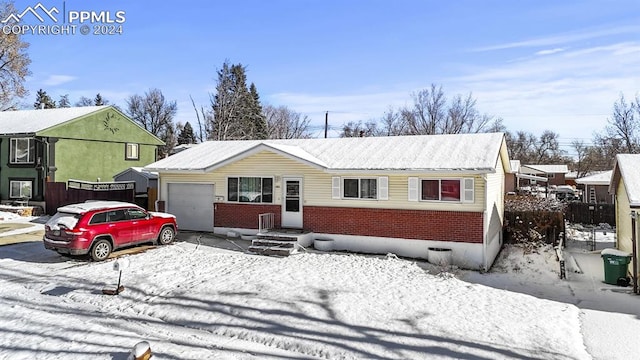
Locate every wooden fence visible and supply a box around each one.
[44,180,135,215]
[564,202,615,226]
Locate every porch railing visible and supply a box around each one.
[259,213,275,234]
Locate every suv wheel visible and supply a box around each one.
[158,226,175,245]
[91,239,112,261]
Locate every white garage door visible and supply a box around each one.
[167,183,215,232]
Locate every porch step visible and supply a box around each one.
[257,234,299,242]
[249,236,298,257]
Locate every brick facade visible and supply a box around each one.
[214,203,281,229]
[214,203,483,243]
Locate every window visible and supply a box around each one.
[9,180,32,198]
[227,177,273,203]
[332,177,388,200]
[127,208,147,220]
[10,138,35,164]
[107,210,127,222]
[408,177,474,203]
[343,178,377,199]
[125,143,139,160]
[89,212,108,225]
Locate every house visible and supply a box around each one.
[576,170,614,204]
[519,164,569,187]
[0,106,164,207]
[113,167,159,209]
[609,154,640,289]
[505,160,548,194]
[145,133,511,270]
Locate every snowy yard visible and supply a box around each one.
[1,214,639,359]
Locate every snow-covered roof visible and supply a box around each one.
[610,154,640,207]
[521,164,569,174]
[575,170,612,186]
[145,133,507,173]
[114,167,158,179]
[0,106,109,135]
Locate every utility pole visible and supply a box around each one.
[324,111,328,138]
[631,210,638,294]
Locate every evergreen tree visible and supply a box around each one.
[33,89,56,109]
[248,83,267,139]
[177,122,197,145]
[94,93,108,106]
[210,61,266,140]
[58,94,70,108]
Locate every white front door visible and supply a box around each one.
[281,177,303,228]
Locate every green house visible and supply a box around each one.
[0,105,164,205]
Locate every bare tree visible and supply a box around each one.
[0,1,31,110]
[399,84,494,135]
[126,88,177,157]
[75,96,93,107]
[263,104,312,139]
[604,93,639,153]
[190,95,211,142]
[340,120,379,137]
[378,108,407,136]
[403,84,446,135]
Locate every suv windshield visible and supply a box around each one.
[46,212,81,230]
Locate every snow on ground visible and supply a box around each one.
[0,221,638,359]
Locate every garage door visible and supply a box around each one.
[167,183,214,232]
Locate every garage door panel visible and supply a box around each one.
[168,183,214,232]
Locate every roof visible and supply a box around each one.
[521,164,569,174]
[610,154,640,207]
[575,170,613,186]
[0,106,109,135]
[57,201,139,214]
[144,133,508,173]
[114,167,159,179]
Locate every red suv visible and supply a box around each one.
[44,201,178,261]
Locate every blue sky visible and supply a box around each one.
[9,0,640,153]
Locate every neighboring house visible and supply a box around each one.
[520,164,569,187]
[113,167,159,209]
[609,154,640,285]
[505,160,548,194]
[0,106,164,206]
[145,133,511,270]
[505,160,520,194]
[576,170,614,204]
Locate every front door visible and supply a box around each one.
[281,177,303,228]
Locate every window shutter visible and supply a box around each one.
[463,178,474,203]
[378,177,388,200]
[332,177,341,199]
[408,177,419,201]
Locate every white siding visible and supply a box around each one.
[484,153,506,270]
[159,150,487,213]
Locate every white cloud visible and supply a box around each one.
[535,48,565,56]
[472,25,640,52]
[42,74,76,86]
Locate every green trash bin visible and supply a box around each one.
[601,249,632,285]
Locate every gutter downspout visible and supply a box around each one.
[483,174,489,271]
[631,210,638,294]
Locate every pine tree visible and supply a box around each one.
[210,61,267,140]
[94,93,107,106]
[33,89,56,109]
[58,94,70,108]
[248,83,267,139]
[177,122,197,145]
